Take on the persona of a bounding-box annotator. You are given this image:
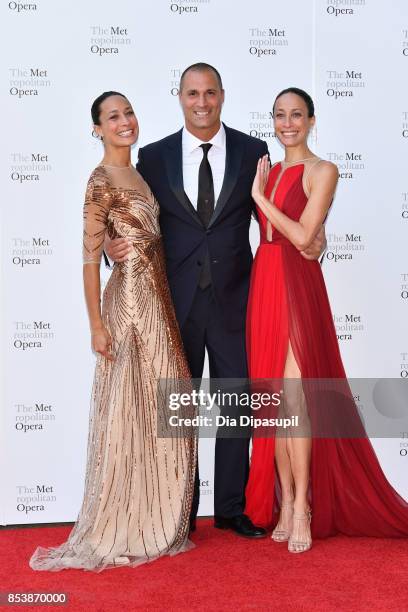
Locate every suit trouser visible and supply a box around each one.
[180,286,250,519]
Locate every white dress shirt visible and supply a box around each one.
[182,124,226,209]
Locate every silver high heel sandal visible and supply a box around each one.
[288,509,312,553]
[271,501,294,542]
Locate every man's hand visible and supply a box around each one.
[300,225,327,261]
[104,235,132,263]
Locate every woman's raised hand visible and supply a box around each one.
[251,155,271,202]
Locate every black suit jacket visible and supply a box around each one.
[137,124,268,330]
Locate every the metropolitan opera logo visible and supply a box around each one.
[403,29,408,56]
[333,313,364,342]
[9,67,50,98]
[199,478,213,497]
[14,401,55,434]
[400,434,408,458]
[248,111,275,140]
[13,320,54,350]
[8,2,38,12]
[324,232,365,263]
[10,152,51,184]
[400,352,408,378]
[89,25,131,56]
[249,27,288,58]
[325,69,365,100]
[325,0,365,17]
[170,68,181,96]
[169,0,210,15]
[12,237,52,268]
[327,151,364,179]
[402,112,408,138]
[402,193,408,220]
[16,484,56,516]
[401,274,408,300]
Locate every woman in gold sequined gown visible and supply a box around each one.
[30,92,196,572]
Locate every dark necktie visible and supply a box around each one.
[197,143,215,227]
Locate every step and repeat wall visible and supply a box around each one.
[1,0,407,524]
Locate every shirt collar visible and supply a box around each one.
[182,123,226,154]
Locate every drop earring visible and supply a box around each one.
[92,129,103,141]
[309,125,317,145]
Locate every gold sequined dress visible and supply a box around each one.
[30,165,196,572]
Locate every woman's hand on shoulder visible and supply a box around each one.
[91,326,114,361]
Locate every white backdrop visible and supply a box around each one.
[1,0,407,525]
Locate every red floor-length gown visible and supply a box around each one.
[245,162,408,538]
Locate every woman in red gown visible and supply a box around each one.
[245,87,408,553]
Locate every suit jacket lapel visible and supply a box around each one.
[208,124,244,228]
[163,130,202,226]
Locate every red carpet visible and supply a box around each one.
[1,519,407,611]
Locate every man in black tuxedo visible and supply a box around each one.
[107,63,324,538]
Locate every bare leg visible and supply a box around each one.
[275,435,294,501]
[272,429,294,541]
[282,341,312,553]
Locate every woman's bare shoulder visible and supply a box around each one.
[313,159,339,178]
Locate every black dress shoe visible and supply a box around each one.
[214,514,267,538]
